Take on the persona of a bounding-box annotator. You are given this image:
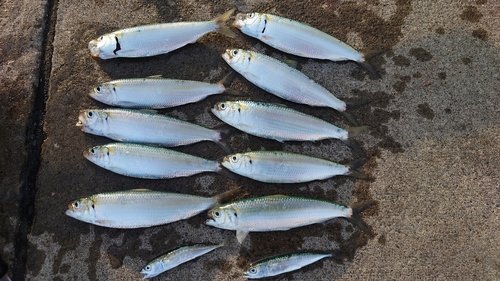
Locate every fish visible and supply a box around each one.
[76,108,232,153]
[221,49,360,125]
[89,73,241,109]
[221,150,368,183]
[244,252,334,279]
[211,100,367,152]
[206,195,375,243]
[141,243,224,279]
[65,188,238,228]
[88,9,235,59]
[233,12,379,77]
[83,142,223,179]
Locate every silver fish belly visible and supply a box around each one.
[221,49,346,112]
[211,100,348,142]
[83,143,220,179]
[65,189,219,228]
[89,77,225,109]
[244,252,332,279]
[221,151,351,183]
[141,244,223,279]
[76,108,229,151]
[89,9,235,59]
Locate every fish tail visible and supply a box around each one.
[346,158,370,180]
[345,100,370,110]
[215,127,234,154]
[347,126,369,137]
[330,249,344,262]
[218,71,236,88]
[358,58,380,78]
[214,9,237,38]
[347,201,376,235]
[342,138,364,155]
[216,165,240,182]
[339,111,359,127]
[212,187,241,204]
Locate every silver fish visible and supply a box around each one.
[83,143,222,179]
[221,49,359,125]
[206,195,374,243]
[141,244,223,279]
[211,100,366,152]
[233,12,378,77]
[89,73,239,109]
[244,252,333,279]
[89,9,235,59]
[76,108,232,153]
[221,150,367,183]
[65,189,237,228]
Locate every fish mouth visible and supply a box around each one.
[233,14,245,28]
[140,271,155,279]
[76,112,86,127]
[88,40,101,58]
[205,218,215,226]
[221,52,231,63]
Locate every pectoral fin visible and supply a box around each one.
[236,230,249,244]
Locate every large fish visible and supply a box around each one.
[89,73,240,109]
[65,188,238,228]
[244,252,335,279]
[233,12,379,77]
[141,244,224,279]
[89,9,235,59]
[221,150,367,183]
[76,108,232,153]
[206,195,374,243]
[83,143,224,179]
[211,100,366,152]
[221,49,360,125]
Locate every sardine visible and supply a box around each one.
[141,244,223,279]
[65,188,237,228]
[221,150,367,183]
[244,252,333,279]
[221,49,359,125]
[89,73,239,109]
[211,100,366,152]
[233,12,379,77]
[76,108,232,153]
[205,195,374,243]
[83,143,222,179]
[89,9,235,59]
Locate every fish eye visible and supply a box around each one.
[99,36,103,40]
[87,111,94,118]
[232,50,239,56]
[213,211,221,218]
[231,156,238,163]
[73,201,79,208]
[144,265,152,271]
[90,148,95,154]
[95,86,101,92]
[248,13,255,18]
[249,267,257,274]
[219,103,226,110]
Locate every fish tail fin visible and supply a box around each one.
[342,138,364,154]
[347,126,369,137]
[347,201,376,235]
[345,100,370,110]
[345,158,370,180]
[216,166,240,182]
[218,71,236,88]
[215,127,234,154]
[330,249,345,262]
[212,187,242,204]
[358,59,380,78]
[214,9,237,38]
[339,111,359,126]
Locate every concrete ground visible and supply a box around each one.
[1,0,499,280]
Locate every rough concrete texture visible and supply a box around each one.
[0,0,48,278]
[0,0,496,280]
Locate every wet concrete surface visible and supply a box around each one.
[1,0,499,280]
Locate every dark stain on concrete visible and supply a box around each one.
[445,108,452,114]
[393,75,411,93]
[409,48,433,62]
[393,55,411,67]
[460,6,483,23]
[413,72,422,78]
[438,72,447,80]
[462,57,472,65]
[417,102,435,120]
[476,0,487,4]
[378,234,386,245]
[435,27,445,35]
[472,28,488,41]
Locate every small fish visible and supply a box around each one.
[83,143,222,179]
[211,100,366,152]
[89,9,235,59]
[244,252,333,279]
[221,49,359,125]
[76,108,232,153]
[65,188,238,228]
[206,195,374,243]
[233,12,379,77]
[221,150,367,183]
[141,244,223,279]
[89,73,240,109]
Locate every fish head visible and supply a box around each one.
[89,82,117,106]
[88,33,116,59]
[140,261,162,279]
[83,145,111,166]
[211,101,241,120]
[244,264,268,279]
[221,49,252,71]
[65,197,97,222]
[205,206,239,230]
[221,153,253,174]
[76,110,108,135]
[233,12,266,38]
